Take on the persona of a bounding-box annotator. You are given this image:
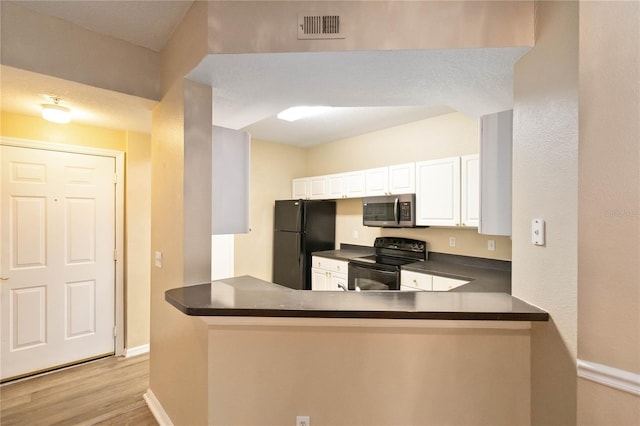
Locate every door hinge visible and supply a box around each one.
[113,250,118,261]
[114,173,118,184]
[113,326,117,337]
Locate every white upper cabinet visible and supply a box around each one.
[344,170,366,198]
[292,178,309,199]
[365,163,415,196]
[461,154,480,227]
[364,167,389,196]
[479,110,513,236]
[416,155,479,228]
[308,176,329,199]
[416,157,461,226]
[326,171,365,199]
[388,163,416,194]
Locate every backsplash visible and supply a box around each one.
[335,198,512,261]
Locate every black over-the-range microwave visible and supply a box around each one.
[362,193,417,228]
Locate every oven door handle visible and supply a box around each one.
[394,197,400,225]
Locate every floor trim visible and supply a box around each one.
[578,359,640,396]
[125,344,150,358]
[143,388,174,426]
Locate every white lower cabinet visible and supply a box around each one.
[311,256,348,291]
[431,275,469,291]
[400,270,469,292]
[400,270,432,291]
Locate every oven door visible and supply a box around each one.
[348,262,400,291]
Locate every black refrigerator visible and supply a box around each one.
[273,199,336,290]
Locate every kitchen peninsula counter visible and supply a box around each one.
[166,275,548,321]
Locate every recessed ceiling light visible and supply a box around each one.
[42,96,71,124]
[277,106,332,122]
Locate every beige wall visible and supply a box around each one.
[207,1,534,54]
[149,79,209,426]
[0,2,160,100]
[234,138,306,281]
[148,2,211,423]
[208,323,531,425]
[0,112,152,352]
[577,1,640,424]
[512,2,579,425]
[124,132,152,349]
[305,112,512,260]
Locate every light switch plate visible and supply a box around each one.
[154,251,163,268]
[532,219,545,246]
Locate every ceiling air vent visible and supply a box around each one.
[298,14,345,40]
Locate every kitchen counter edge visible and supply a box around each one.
[165,276,549,322]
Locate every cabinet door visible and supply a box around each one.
[431,275,469,291]
[344,171,365,198]
[327,174,346,199]
[328,272,348,291]
[292,178,309,199]
[461,154,479,227]
[308,176,328,200]
[388,163,415,194]
[365,167,389,196]
[416,157,460,226]
[401,270,432,291]
[311,268,329,290]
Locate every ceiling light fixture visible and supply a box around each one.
[42,97,71,124]
[277,106,332,122]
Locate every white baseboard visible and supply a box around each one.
[578,359,640,396]
[144,388,174,426]
[125,344,150,358]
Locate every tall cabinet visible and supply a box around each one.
[479,110,512,236]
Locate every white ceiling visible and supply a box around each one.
[188,49,529,146]
[3,1,530,146]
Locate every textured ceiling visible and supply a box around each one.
[189,48,529,145]
[3,1,530,146]
[1,65,156,134]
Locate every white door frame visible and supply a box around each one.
[1,137,125,356]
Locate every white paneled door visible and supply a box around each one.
[1,146,116,380]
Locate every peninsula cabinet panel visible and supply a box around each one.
[416,157,461,227]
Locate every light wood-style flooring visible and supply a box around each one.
[1,353,157,426]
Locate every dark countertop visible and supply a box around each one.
[166,275,549,321]
[402,252,512,293]
[314,249,512,293]
[312,244,376,261]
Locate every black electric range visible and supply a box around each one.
[348,237,427,290]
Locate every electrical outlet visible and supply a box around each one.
[296,415,310,426]
[487,240,496,251]
[449,237,456,247]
